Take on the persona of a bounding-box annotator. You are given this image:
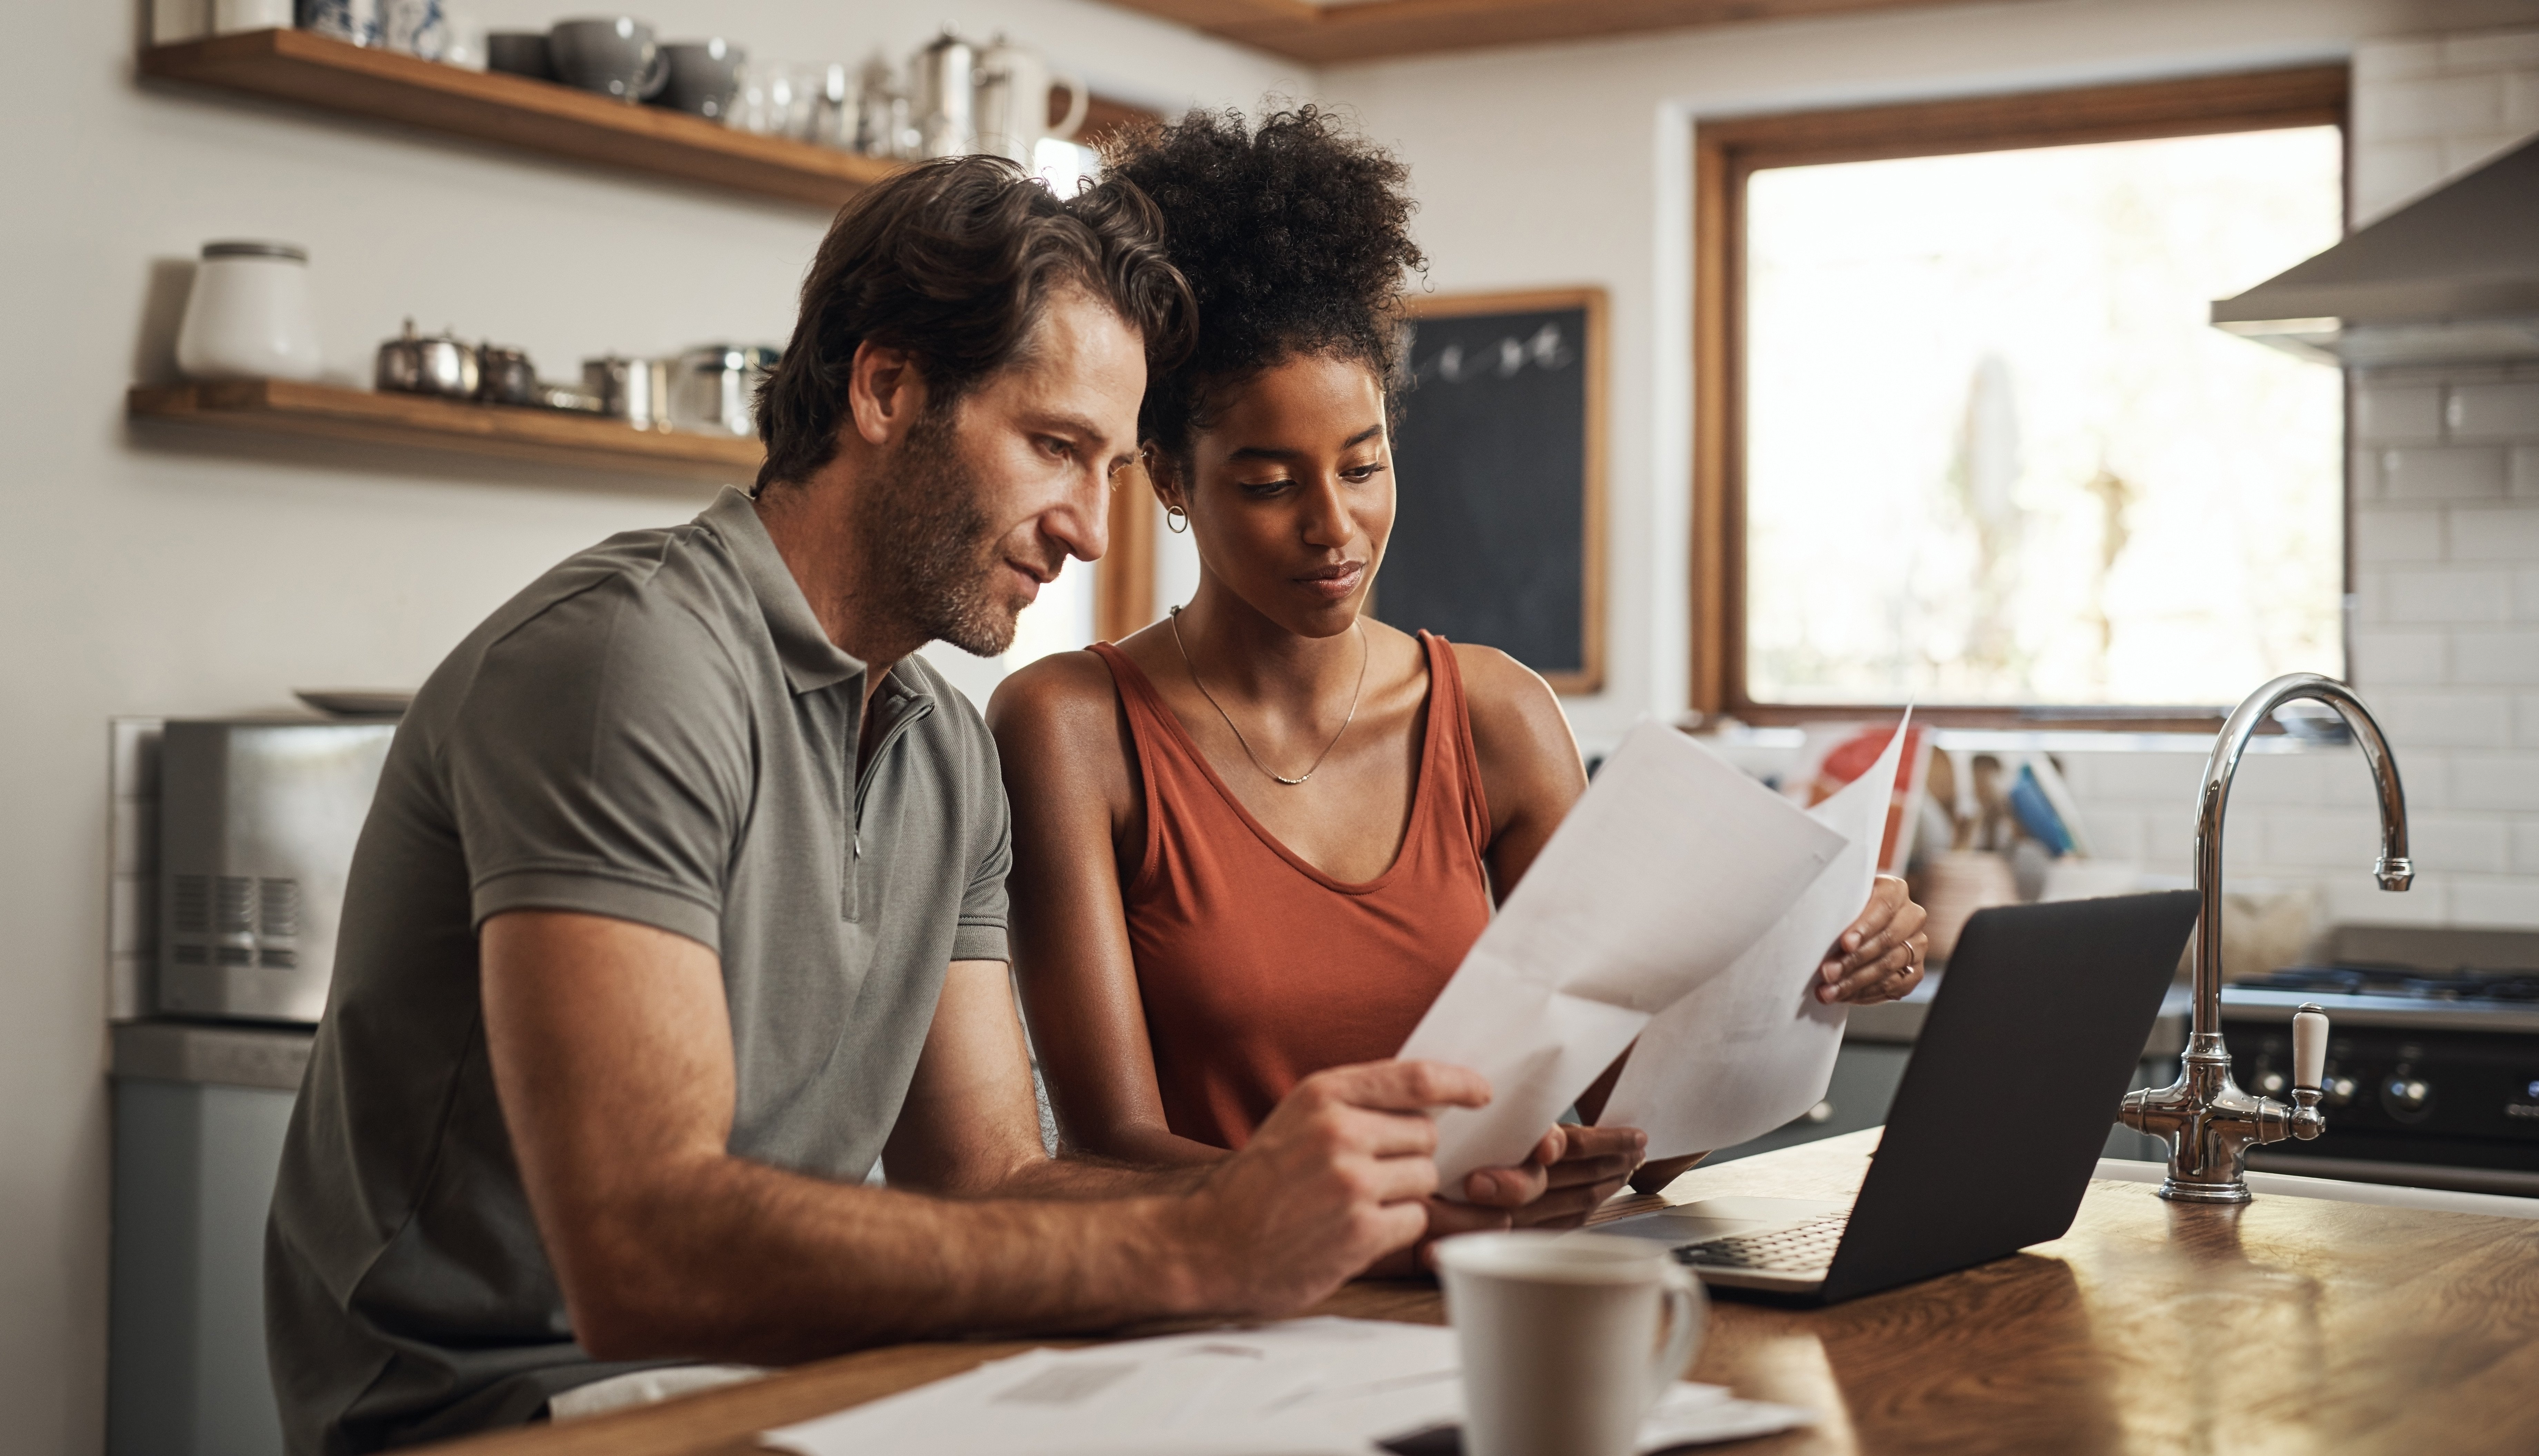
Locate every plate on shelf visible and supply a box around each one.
[294,688,414,719]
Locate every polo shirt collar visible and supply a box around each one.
[701,488,867,695]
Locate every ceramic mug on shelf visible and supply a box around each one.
[381,0,446,59]
[296,0,379,46]
[548,17,668,102]
[1435,1232,1706,1456]
[484,31,552,79]
[657,39,744,121]
[175,240,324,382]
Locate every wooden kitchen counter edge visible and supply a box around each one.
[405,1130,2539,1456]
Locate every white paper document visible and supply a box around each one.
[759,1317,1812,1456]
[1600,713,1911,1157]
[1395,721,1847,1189]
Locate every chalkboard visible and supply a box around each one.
[1380,289,1606,693]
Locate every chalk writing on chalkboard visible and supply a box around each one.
[1380,291,1604,694]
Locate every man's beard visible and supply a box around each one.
[852,403,1025,658]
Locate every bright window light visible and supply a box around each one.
[1741,126,2345,707]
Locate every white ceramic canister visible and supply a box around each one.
[175,241,325,382]
[212,0,296,33]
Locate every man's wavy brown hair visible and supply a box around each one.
[754,156,1197,493]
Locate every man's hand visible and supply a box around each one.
[1463,1124,1647,1231]
[1178,1060,1488,1314]
[1817,874,1929,1005]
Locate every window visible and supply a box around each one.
[1693,68,2350,727]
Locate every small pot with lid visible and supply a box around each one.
[377,319,481,398]
[475,344,539,406]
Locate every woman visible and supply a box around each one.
[988,109,1928,1245]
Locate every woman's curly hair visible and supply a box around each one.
[1100,105,1424,464]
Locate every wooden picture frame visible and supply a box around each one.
[1690,64,2349,729]
[1394,287,1609,695]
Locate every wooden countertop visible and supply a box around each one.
[413,1130,2539,1456]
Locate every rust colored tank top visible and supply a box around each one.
[1090,634,1495,1150]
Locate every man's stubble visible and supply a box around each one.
[853,402,1025,659]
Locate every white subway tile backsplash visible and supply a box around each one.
[2355,383,2444,443]
[2509,72,2539,131]
[2447,751,2539,809]
[2325,748,2447,810]
[2377,75,2507,142]
[2324,876,2451,926]
[2441,132,2528,174]
[2409,813,2511,872]
[2376,688,2513,747]
[2350,629,2448,685]
[2355,38,2446,87]
[2512,569,2539,619]
[2511,819,2539,872]
[2382,446,2509,500]
[2454,631,2539,684]
[2382,566,2512,623]
[2515,447,2539,498]
[2449,382,2539,441]
[2260,809,2389,867]
[2076,751,2204,805]
[2446,875,2539,927]
[2447,30,2539,70]
[2446,506,2539,560]
[2071,804,2146,862]
[2352,506,2444,562]
[2351,141,2448,222]
[2225,753,2326,807]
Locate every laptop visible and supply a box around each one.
[1593,890,2200,1306]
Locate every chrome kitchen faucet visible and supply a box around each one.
[2120,673,2412,1204]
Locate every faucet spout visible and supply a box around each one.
[2120,673,2410,1204]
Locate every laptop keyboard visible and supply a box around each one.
[1672,1211,1851,1273]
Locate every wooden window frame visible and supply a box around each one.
[1691,65,2350,731]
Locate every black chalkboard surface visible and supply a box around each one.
[1380,289,1606,692]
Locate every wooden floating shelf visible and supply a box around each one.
[138,28,903,208]
[129,379,763,485]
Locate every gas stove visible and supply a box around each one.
[2220,964,2539,1195]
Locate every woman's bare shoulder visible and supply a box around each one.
[985,649,1127,762]
[1446,641,1566,731]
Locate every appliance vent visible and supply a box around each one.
[172,876,210,934]
[259,948,298,969]
[259,878,300,939]
[173,944,208,965]
[216,877,255,935]
[215,946,254,967]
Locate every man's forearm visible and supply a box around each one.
[982,1148,1216,1201]
[572,1153,1223,1364]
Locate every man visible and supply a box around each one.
[264,159,1593,1454]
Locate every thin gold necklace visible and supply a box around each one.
[1168,606,1369,787]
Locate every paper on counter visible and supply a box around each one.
[1600,712,1911,1157]
[1396,720,1846,1189]
[759,1317,1810,1456]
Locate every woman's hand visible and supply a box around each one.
[1817,874,1929,1005]
[1461,1124,1647,1231]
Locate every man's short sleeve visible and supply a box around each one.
[953,784,1011,964]
[444,579,751,949]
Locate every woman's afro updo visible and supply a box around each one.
[1100,105,1424,461]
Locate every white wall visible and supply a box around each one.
[0,4,1301,1450]
[1318,0,2539,931]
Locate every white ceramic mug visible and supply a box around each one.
[1435,1231,1705,1456]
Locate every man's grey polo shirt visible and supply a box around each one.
[265,487,1011,1454]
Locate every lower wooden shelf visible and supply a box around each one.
[128,379,763,485]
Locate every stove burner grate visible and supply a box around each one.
[2241,964,2539,1004]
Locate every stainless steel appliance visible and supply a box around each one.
[2226,956,2539,1197]
[156,718,395,1024]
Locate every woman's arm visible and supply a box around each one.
[1452,643,1592,902]
[986,651,1229,1170]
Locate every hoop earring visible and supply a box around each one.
[1165,505,1190,535]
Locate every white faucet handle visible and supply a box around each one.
[2292,1002,2329,1093]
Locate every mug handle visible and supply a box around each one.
[1643,1264,1705,1418]
[1048,73,1091,141]
[638,46,670,101]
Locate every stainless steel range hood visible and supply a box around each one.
[2212,133,2539,367]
